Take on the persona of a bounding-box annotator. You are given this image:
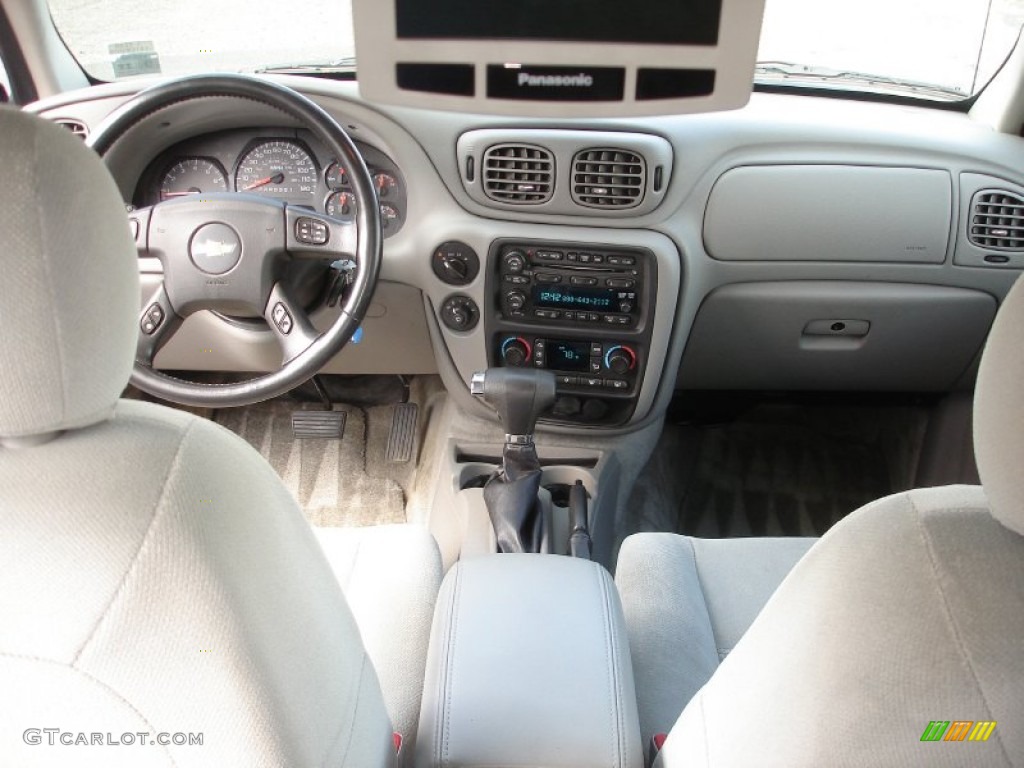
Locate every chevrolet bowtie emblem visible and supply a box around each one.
[193,240,238,260]
[189,223,242,275]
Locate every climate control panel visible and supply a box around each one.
[497,335,640,394]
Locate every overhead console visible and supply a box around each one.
[352,0,765,117]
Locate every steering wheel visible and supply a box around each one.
[88,74,382,408]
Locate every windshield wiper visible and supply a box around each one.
[252,57,357,76]
[754,60,966,101]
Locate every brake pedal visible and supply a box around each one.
[291,410,346,440]
[385,403,418,463]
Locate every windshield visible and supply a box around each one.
[49,0,1023,101]
[49,0,356,80]
[758,0,1024,100]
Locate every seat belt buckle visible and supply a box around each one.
[647,733,668,768]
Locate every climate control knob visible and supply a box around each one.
[500,336,532,367]
[503,250,527,273]
[604,345,637,375]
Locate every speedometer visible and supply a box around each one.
[235,140,318,201]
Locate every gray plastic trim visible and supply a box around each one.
[704,165,952,263]
[677,281,996,391]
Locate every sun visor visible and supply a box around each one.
[352,0,765,117]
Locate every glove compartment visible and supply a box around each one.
[677,282,995,391]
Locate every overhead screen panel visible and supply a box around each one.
[394,0,722,46]
[353,0,766,117]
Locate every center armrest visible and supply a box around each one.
[416,554,642,768]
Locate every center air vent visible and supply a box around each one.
[970,190,1024,250]
[482,144,554,204]
[572,149,645,209]
[53,118,89,140]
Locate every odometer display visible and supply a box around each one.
[235,140,318,200]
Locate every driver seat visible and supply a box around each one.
[0,108,437,765]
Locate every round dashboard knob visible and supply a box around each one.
[440,295,479,332]
[504,250,527,273]
[501,337,532,367]
[505,291,527,312]
[605,345,636,376]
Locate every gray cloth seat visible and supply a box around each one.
[616,277,1024,766]
[0,106,441,766]
[616,534,813,740]
[315,525,442,755]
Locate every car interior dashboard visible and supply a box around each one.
[25,76,1024,434]
[6,0,1024,762]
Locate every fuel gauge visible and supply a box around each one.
[326,190,357,221]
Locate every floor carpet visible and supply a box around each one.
[630,400,929,538]
[214,401,408,527]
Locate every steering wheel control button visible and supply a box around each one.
[189,222,241,275]
[271,302,293,334]
[295,216,329,246]
[141,303,165,335]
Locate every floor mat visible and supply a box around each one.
[214,401,407,527]
[630,401,928,538]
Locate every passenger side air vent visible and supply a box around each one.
[482,144,554,204]
[970,190,1024,250]
[572,149,645,209]
[53,118,89,140]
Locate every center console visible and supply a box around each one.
[486,239,657,427]
[415,554,643,768]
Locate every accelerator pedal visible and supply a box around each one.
[291,409,346,440]
[385,403,418,463]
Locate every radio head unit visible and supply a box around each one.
[497,244,643,328]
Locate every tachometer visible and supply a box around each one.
[159,157,227,199]
[235,140,318,200]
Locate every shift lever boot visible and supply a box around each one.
[471,368,557,553]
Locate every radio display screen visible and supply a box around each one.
[533,285,616,311]
[547,339,590,372]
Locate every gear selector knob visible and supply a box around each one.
[471,367,557,442]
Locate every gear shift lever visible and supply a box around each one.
[470,368,557,443]
[471,368,557,553]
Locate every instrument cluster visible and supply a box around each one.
[137,129,406,237]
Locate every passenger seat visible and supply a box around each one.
[615,274,1024,766]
